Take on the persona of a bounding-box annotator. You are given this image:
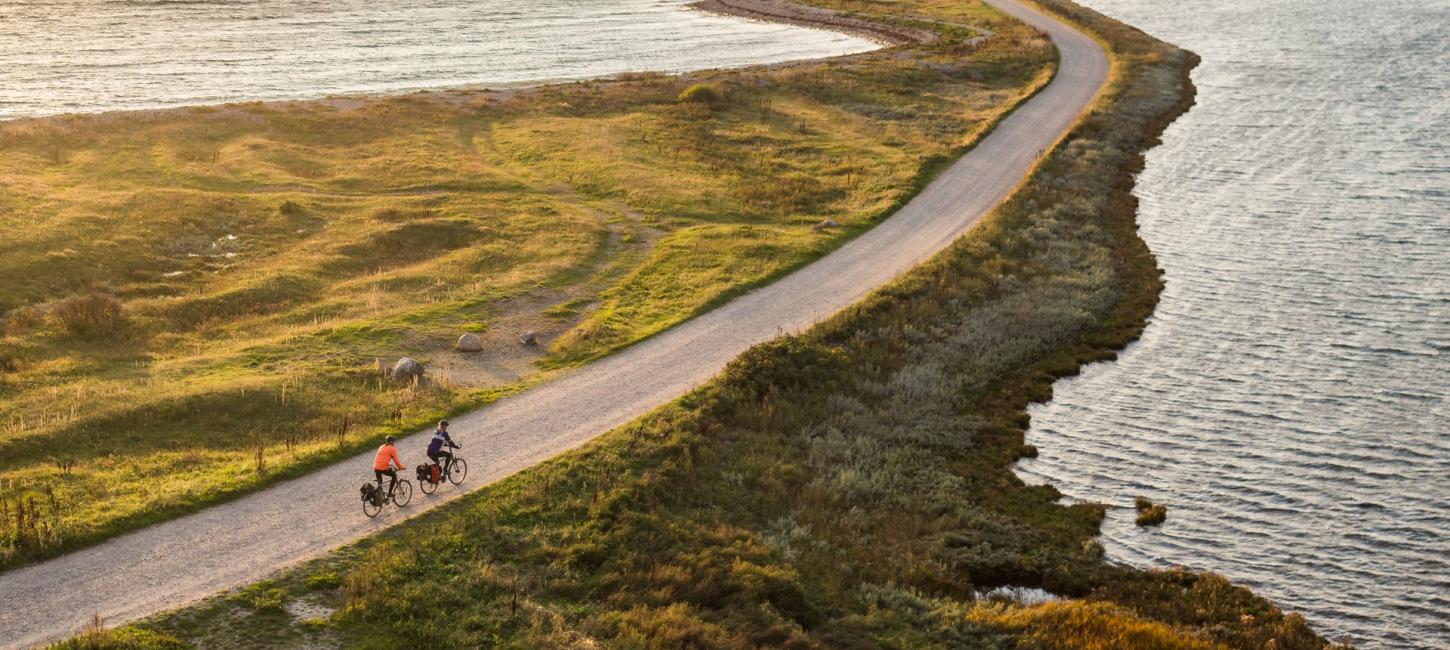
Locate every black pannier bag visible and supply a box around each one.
[416,465,431,483]
[360,483,375,501]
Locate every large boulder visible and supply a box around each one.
[456,332,483,352]
[390,357,425,382]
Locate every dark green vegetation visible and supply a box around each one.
[1135,497,1168,526]
[0,0,1053,568]
[63,0,1338,648]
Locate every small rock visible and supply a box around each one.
[390,357,424,382]
[812,219,839,232]
[518,331,538,346]
[456,332,483,352]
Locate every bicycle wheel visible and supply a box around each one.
[448,457,468,485]
[363,491,382,518]
[393,480,413,507]
[419,471,437,495]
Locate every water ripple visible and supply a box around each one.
[0,0,877,120]
[1022,1,1450,647]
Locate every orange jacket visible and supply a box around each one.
[373,444,405,471]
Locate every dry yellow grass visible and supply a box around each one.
[0,1,1053,567]
[970,601,1225,650]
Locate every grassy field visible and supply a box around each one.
[0,3,1055,568]
[58,0,1341,648]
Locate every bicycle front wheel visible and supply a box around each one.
[448,458,468,485]
[393,480,413,507]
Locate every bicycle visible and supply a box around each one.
[416,450,468,494]
[360,475,412,517]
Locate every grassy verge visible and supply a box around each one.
[0,1,1054,569]
[64,0,1342,648]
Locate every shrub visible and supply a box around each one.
[678,83,723,106]
[50,292,125,335]
[278,200,305,217]
[2,304,47,336]
[241,585,287,614]
[303,569,342,590]
[1134,498,1167,526]
[0,347,20,374]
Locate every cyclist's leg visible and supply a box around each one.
[384,468,397,496]
[374,469,385,490]
[437,450,453,471]
[427,450,442,467]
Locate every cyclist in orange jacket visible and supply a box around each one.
[373,435,406,498]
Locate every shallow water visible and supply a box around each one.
[1015,0,1449,647]
[0,0,875,120]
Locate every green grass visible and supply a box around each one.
[61,1,1339,648]
[0,1,1054,569]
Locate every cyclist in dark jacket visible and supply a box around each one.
[426,420,460,471]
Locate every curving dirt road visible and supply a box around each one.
[0,1,1107,646]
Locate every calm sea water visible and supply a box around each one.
[1015,0,1449,647]
[0,0,875,120]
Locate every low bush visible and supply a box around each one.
[678,82,723,105]
[0,346,21,373]
[1,304,47,336]
[278,199,305,217]
[1131,502,1165,522]
[1135,498,1168,526]
[50,292,125,335]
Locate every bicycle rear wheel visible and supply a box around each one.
[419,471,437,495]
[448,457,468,484]
[363,491,382,518]
[393,480,413,507]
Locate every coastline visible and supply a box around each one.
[1020,0,1449,644]
[690,0,938,45]
[55,0,1337,645]
[5,0,1340,645]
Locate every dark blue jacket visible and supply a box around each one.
[426,430,454,455]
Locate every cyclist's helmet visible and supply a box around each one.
[385,435,396,444]
[439,420,449,428]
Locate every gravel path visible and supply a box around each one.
[0,1,1106,646]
